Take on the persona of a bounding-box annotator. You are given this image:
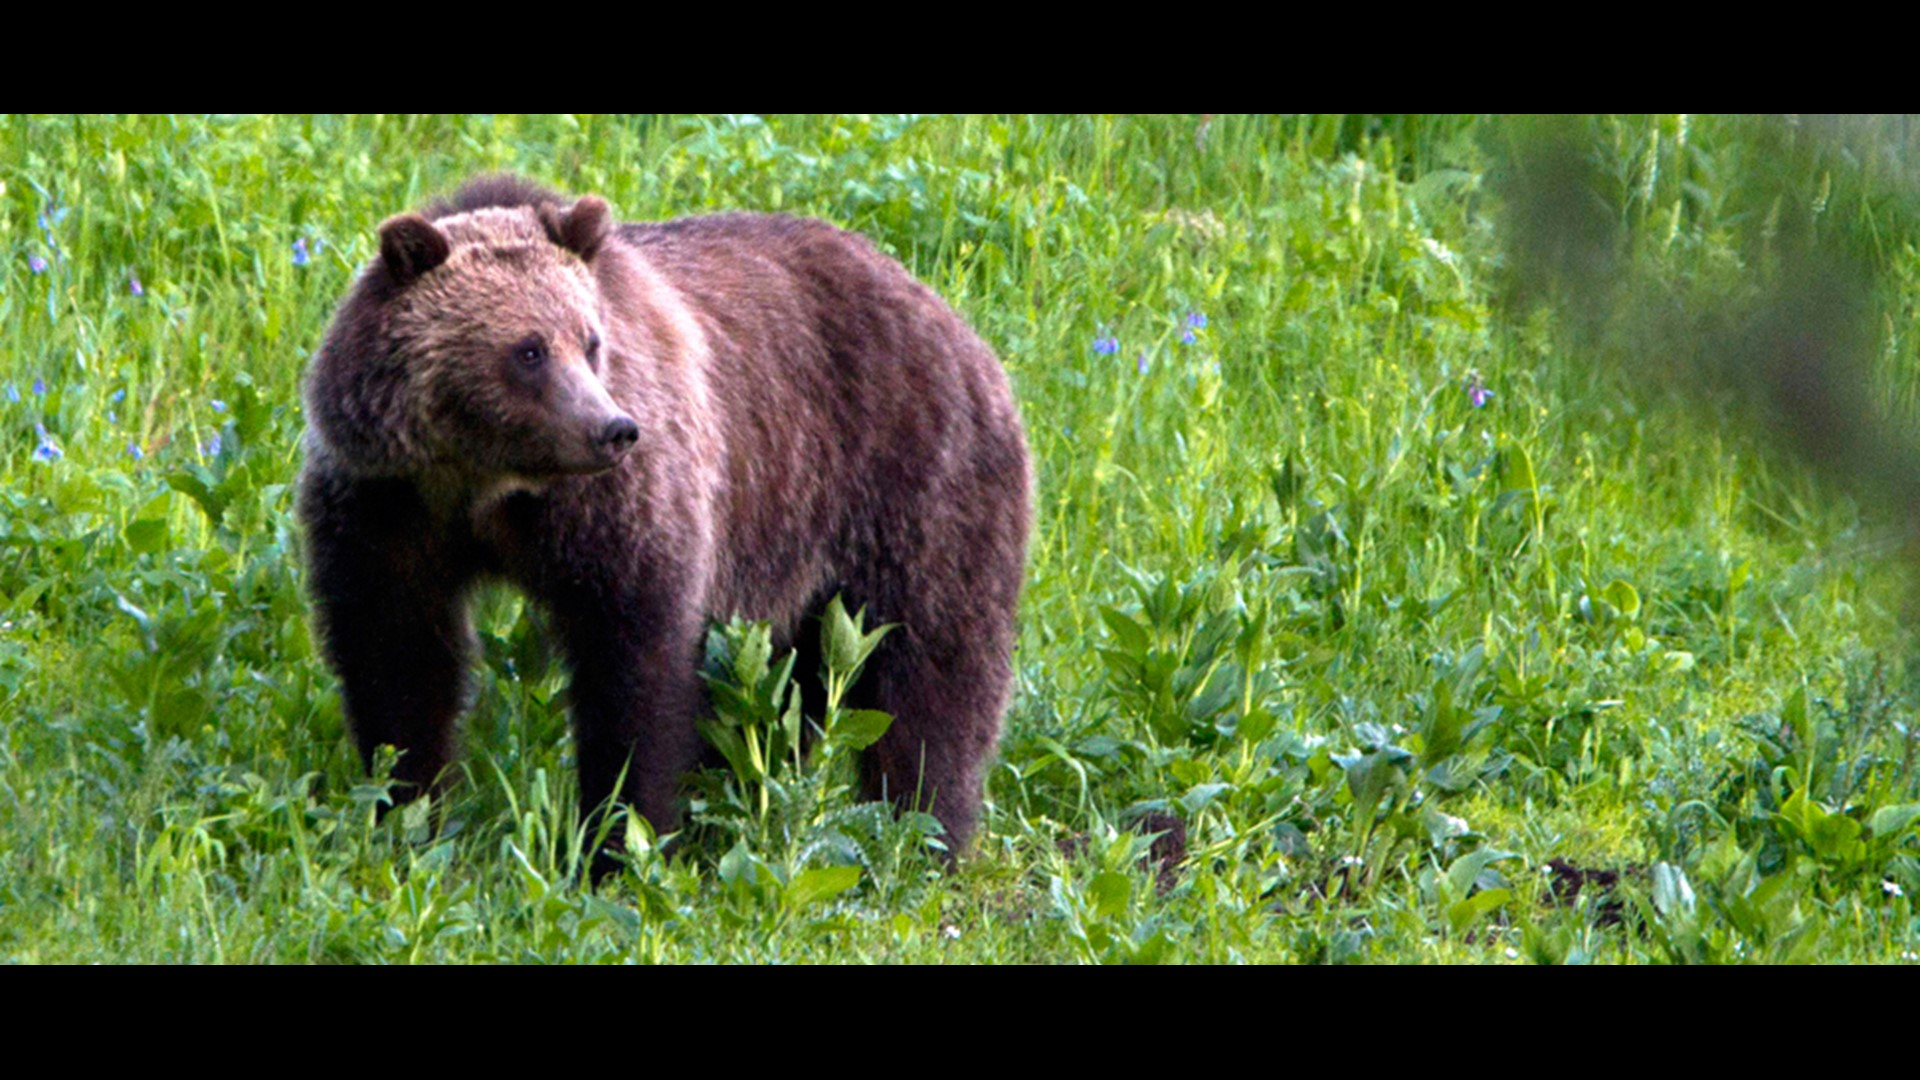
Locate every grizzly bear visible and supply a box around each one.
[298,175,1030,870]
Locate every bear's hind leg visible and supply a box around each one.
[852,624,1013,854]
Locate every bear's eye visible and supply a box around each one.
[586,332,602,358]
[514,340,548,368]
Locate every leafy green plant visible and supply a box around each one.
[696,596,896,839]
[688,596,941,924]
[1096,559,1282,749]
[1046,825,1179,964]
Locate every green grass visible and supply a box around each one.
[2,114,1918,963]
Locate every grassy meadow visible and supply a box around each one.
[3,114,1919,962]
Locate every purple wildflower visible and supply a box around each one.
[127,442,143,460]
[1180,327,1197,345]
[31,379,45,396]
[1092,334,1119,356]
[203,431,223,457]
[32,423,60,463]
[38,206,68,232]
[1136,351,1150,375]
[1187,311,1207,330]
[292,238,311,267]
[1465,373,1492,409]
[210,399,227,413]
[129,271,143,297]
[28,255,48,274]
[110,389,125,404]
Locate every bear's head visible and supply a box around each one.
[308,194,639,482]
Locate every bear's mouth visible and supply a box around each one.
[559,454,627,475]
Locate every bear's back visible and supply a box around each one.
[617,211,1013,472]
[612,211,1026,619]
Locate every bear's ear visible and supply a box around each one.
[378,214,451,284]
[542,196,612,261]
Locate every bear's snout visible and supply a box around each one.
[598,416,640,455]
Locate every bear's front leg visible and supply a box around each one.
[548,577,708,879]
[300,472,477,807]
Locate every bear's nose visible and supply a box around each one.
[599,416,640,454]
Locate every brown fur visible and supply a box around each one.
[298,175,1031,870]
